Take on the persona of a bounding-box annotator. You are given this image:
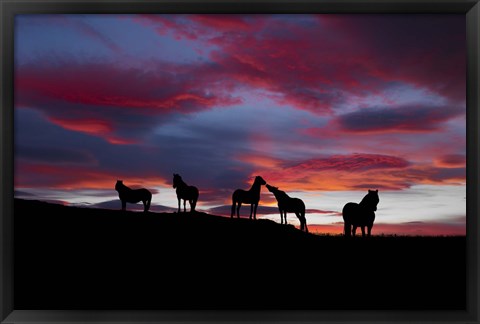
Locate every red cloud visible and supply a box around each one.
[287,154,410,172]
[15,161,169,191]
[47,117,135,145]
[18,14,465,147]
[241,153,464,192]
[16,61,238,111]
[133,14,264,41]
[131,14,465,115]
[15,60,241,143]
[434,154,466,168]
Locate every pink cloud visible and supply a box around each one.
[129,14,465,115]
[434,154,466,168]
[240,153,464,192]
[15,161,169,191]
[15,59,241,142]
[16,60,238,111]
[287,154,410,172]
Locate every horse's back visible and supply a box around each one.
[280,197,305,212]
[189,185,199,198]
[232,189,243,201]
[343,202,375,226]
[177,184,198,199]
[122,188,151,203]
[138,188,152,198]
[232,189,257,204]
[342,202,358,220]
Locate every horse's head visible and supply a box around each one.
[363,189,379,211]
[173,173,180,188]
[255,176,267,186]
[266,184,278,193]
[115,180,123,191]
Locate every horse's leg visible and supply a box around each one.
[144,197,150,212]
[192,198,197,212]
[344,221,351,237]
[301,212,308,233]
[236,202,242,218]
[367,225,372,237]
[352,225,357,237]
[121,200,126,211]
[183,199,187,213]
[296,212,302,230]
[177,198,181,213]
[250,204,254,220]
[361,226,366,237]
[253,203,258,220]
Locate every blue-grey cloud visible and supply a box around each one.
[337,104,464,133]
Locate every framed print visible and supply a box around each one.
[1,0,479,323]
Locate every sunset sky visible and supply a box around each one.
[14,14,466,236]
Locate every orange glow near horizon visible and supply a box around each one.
[304,222,466,236]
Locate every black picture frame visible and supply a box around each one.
[1,0,479,323]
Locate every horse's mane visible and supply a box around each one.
[268,185,290,201]
[173,174,187,187]
[277,189,290,200]
[359,190,379,210]
[115,180,130,192]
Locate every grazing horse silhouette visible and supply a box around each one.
[115,180,152,212]
[231,176,266,219]
[173,173,199,213]
[342,190,379,237]
[266,184,308,232]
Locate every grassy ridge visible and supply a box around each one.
[14,199,465,310]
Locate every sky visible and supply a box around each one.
[14,14,466,236]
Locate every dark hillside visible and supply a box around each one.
[14,199,465,310]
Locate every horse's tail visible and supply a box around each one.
[300,205,308,233]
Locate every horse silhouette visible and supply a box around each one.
[231,176,266,219]
[115,180,152,212]
[342,189,379,237]
[266,184,308,232]
[173,173,199,213]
